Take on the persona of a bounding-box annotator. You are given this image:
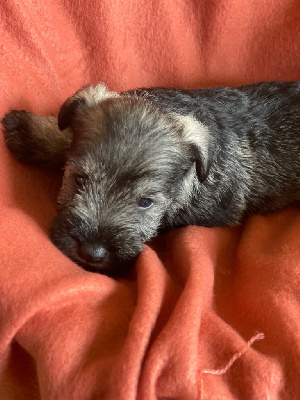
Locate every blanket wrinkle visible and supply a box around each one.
[1,0,300,399]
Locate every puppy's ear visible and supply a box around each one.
[58,83,120,130]
[58,97,87,130]
[178,114,214,183]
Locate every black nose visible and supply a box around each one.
[78,242,109,263]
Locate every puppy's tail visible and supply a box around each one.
[2,111,72,168]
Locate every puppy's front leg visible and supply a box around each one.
[2,111,72,168]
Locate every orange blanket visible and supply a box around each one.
[0,1,300,399]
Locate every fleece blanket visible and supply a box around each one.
[0,1,300,399]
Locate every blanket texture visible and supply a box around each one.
[0,1,300,399]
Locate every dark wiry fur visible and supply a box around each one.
[2,81,300,275]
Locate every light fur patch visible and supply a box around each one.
[76,83,120,106]
[176,114,212,163]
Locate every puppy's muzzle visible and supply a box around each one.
[77,242,109,264]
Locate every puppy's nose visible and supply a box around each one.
[78,242,109,263]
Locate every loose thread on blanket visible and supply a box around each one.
[199,332,264,400]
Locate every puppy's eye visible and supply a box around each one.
[138,198,153,209]
[74,174,87,187]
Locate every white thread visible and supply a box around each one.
[199,332,265,399]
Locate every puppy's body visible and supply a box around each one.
[2,81,300,275]
[132,82,300,226]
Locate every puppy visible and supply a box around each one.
[2,81,300,275]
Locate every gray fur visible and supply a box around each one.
[2,81,300,275]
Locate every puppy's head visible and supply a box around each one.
[51,84,213,276]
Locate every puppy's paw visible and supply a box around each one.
[2,110,37,163]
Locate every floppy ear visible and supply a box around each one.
[178,114,214,183]
[58,97,87,130]
[58,83,120,130]
[189,141,214,183]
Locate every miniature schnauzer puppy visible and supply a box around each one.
[2,81,300,275]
